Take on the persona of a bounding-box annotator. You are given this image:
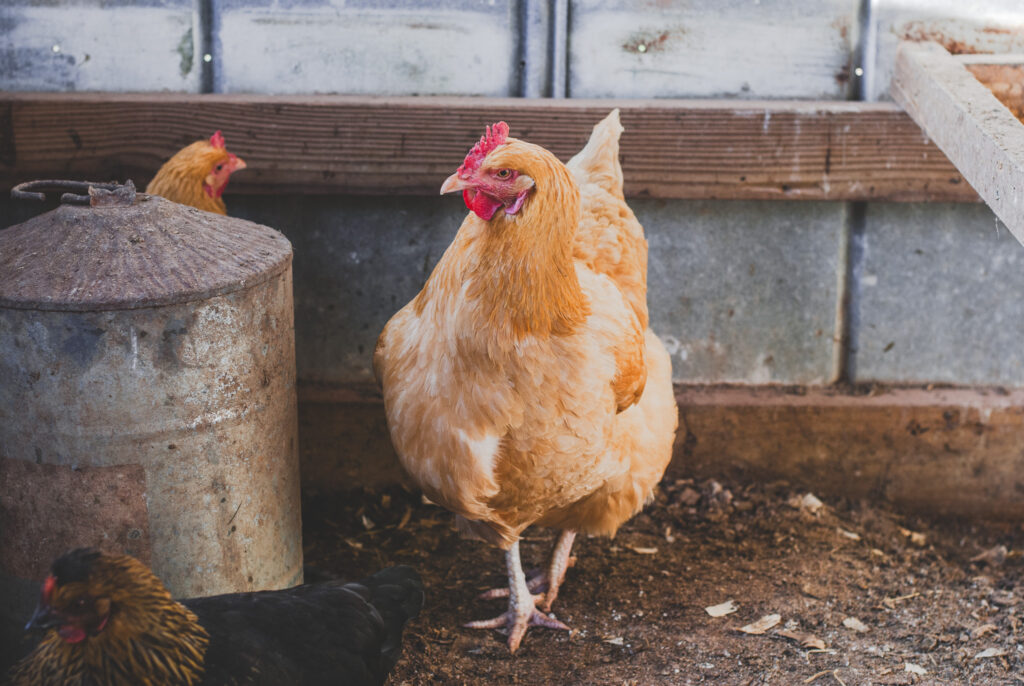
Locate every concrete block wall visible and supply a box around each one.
[3,0,1024,387]
[854,203,1024,386]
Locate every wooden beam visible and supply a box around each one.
[1,93,978,202]
[893,42,1024,243]
[295,382,1024,521]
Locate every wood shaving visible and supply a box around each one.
[803,670,836,684]
[898,527,926,546]
[904,663,927,675]
[882,592,920,609]
[837,528,861,541]
[630,546,658,555]
[777,629,826,650]
[974,647,1009,659]
[705,600,738,617]
[738,613,781,635]
[843,617,869,633]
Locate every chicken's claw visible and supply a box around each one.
[464,604,570,653]
[466,540,572,653]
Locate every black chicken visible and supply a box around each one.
[5,548,423,685]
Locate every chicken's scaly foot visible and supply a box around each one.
[464,541,571,653]
[476,530,578,613]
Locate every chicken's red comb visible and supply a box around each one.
[42,575,56,603]
[210,130,225,149]
[458,121,509,177]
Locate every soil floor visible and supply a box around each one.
[303,475,1024,686]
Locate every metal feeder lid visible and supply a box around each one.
[1,181,292,312]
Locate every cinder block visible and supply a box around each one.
[229,195,467,384]
[642,200,842,384]
[228,196,842,386]
[568,0,858,98]
[854,202,1024,385]
[0,0,199,92]
[868,0,1024,101]
[214,0,518,94]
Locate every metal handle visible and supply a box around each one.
[11,179,136,206]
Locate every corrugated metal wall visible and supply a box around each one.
[4,0,1024,386]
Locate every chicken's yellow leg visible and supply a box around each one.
[477,530,577,613]
[539,530,576,612]
[464,541,570,653]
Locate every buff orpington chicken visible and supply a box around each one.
[4,548,423,686]
[145,131,246,215]
[374,110,678,652]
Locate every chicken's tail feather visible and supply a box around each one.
[361,565,424,670]
[567,108,625,199]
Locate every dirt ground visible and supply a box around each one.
[303,475,1024,686]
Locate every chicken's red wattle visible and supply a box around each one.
[463,188,503,221]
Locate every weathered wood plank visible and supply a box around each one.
[296,382,1024,521]
[892,42,1024,243]
[0,93,978,202]
[675,385,1024,522]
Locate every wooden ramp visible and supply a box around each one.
[892,41,1024,244]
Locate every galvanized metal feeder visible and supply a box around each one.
[0,181,302,606]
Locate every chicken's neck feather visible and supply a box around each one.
[464,149,589,340]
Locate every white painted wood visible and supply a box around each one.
[892,41,1024,245]
[567,0,859,99]
[216,5,517,95]
[0,5,199,92]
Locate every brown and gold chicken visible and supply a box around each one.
[374,110,678,652]
[145,130,247,215]
[5,548,423,686]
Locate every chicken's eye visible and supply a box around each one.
[72,598,89,610]
[495,169,512,179]
[215,164,224,172]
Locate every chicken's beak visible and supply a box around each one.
[440,173,472,195]
[229,154,247,172]
[25,603,60,632]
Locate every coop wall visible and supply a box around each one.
[4,0,1024,512]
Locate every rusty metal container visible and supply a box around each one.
[0,182,302,635]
